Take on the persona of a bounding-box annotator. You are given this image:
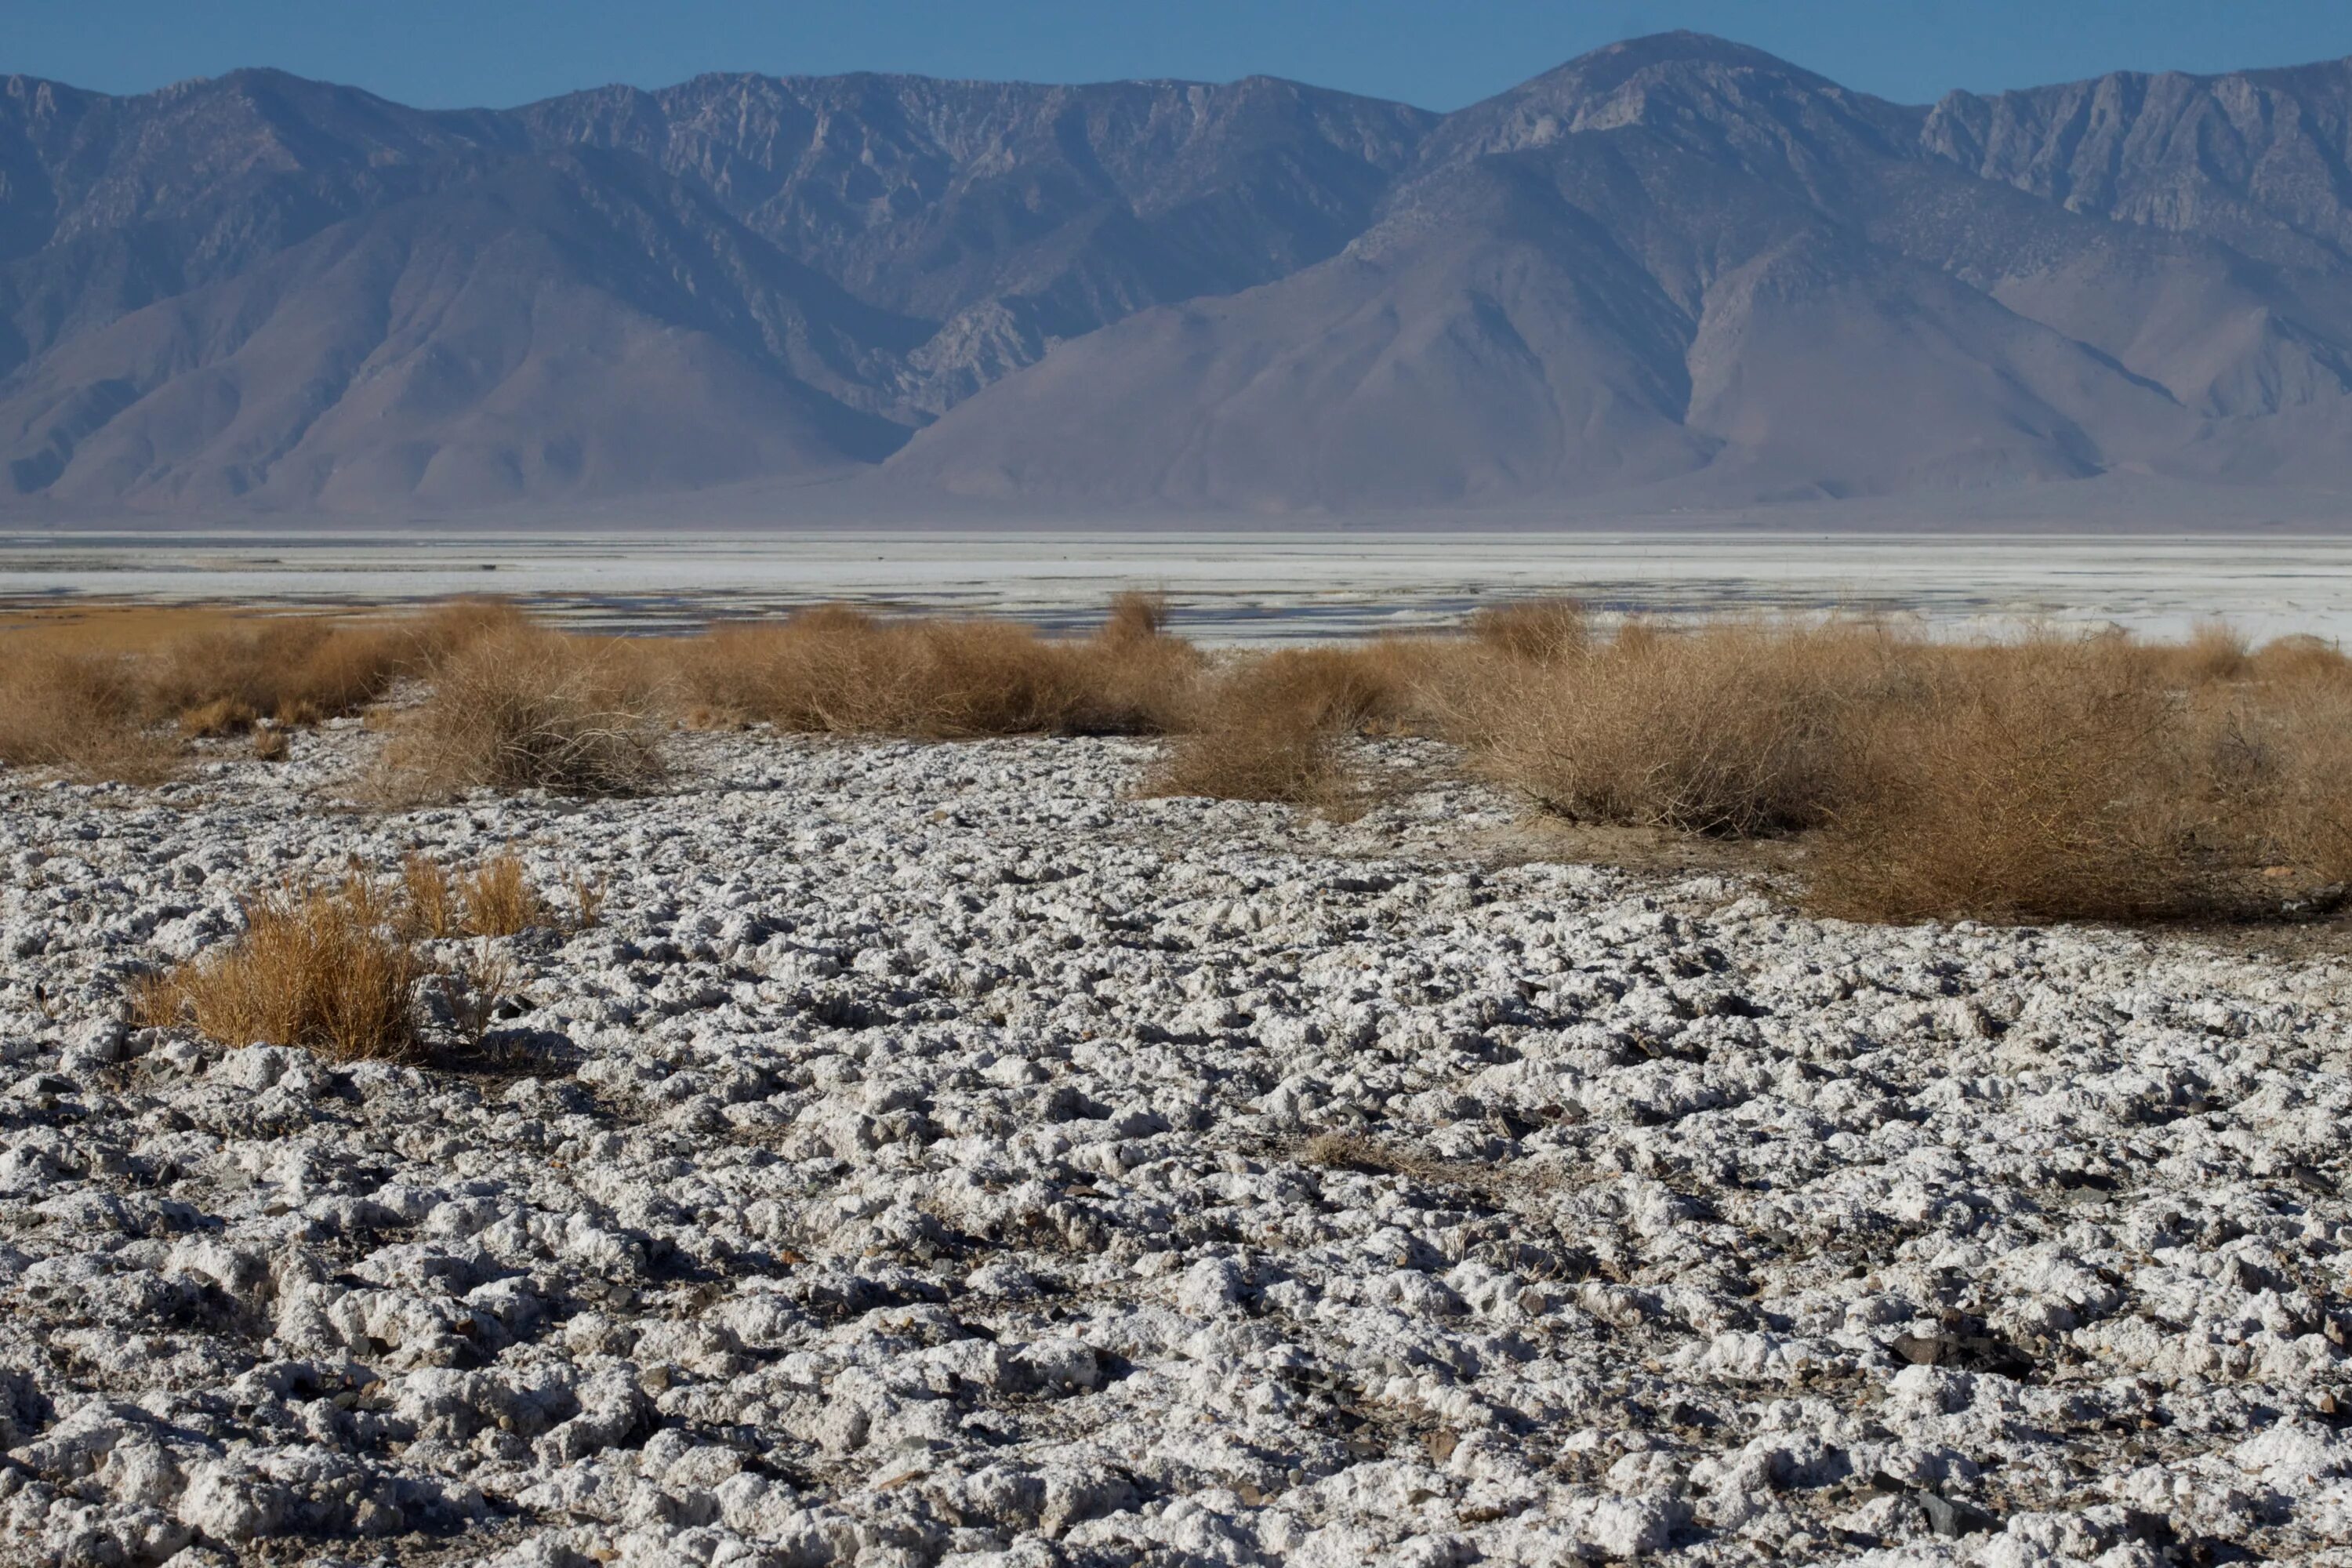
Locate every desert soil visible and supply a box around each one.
[3,728,2350,1566]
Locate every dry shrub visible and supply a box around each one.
[0,648,180,783]
[668,600,1200,738]
[0,598,536,786]
[1469,597,1588,663]
[144,616,420,728]
[1471,615,2352,923]
[252,726,291,763]
[132,878,423,1061]
[1809,639,2202,921]
[1472,619,1902,837]
[2250,633,2350,685]
[405,597,535,666]
[2195,653,2352,887]
[402,850,564,938]
[2170,620,2253,684]
[564,869,608,931]
[374,624,666,798]
[1151,646,1403,805]
[1101,590,1171,645]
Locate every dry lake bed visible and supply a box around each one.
[4,532,2352,1566]
[2,722,2350,1566]
[9,530,2352,644]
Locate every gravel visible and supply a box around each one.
[3,725,2350,1566]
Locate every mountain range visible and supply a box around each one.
[6,32,2352,521]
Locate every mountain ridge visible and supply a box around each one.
[5,34,2352,518]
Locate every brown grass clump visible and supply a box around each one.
[1100,590,1171,645]
[399,855,464,938]
[177,697,258,738]
[1148,643,1447,806]
[0,598,535,785]
[0,648,181,783]
[456,853,552,936]
[401,851,588,938]
[1468,597,1589,663]
[132,879,424,1061]
[144,619,407,728]
[1471,619,1902,837]
[666,598,1200,739]
[2169,620,2254,684]
[373,624,667,799]
[1468,615,2352,924]
[1807,638,2201,921]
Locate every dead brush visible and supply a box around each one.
[399,855,464,938]
[143,617,417,729]
[1470,618,1904,837]
[1807,640,2210,921]
[131,877,425,1062]
[400,851,564,937]
[564,869,609,930]
[372,622,668,799]
[1150,644,1421,806]
[665,598,1200,738]
[2188,658,2352,889]
[0,648,180,783]
[2168,620,2255,685]
[1468,597,1589,663]
[456,853,552,936]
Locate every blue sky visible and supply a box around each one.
[13,1,2352,111]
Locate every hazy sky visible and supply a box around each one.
[12,0,2352,111]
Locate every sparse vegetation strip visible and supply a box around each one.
[10,594,2352,925]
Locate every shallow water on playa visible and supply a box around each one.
[6,529,2352,644]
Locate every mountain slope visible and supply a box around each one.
[0,150,913,509]
[513,72,1437,408]
[890,34,2214,508]
[5,36,2352,516]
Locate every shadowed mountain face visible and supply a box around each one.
[5,34,2352,516]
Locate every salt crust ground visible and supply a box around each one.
[3,727,2351,1568]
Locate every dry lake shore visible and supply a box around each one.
[2,728,2350,1566]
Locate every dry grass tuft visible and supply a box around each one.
[1469,619,1899,837]
[1807,639,2198,920]
[1468,616,2352,923]
[373,624,667,799]
[0,598,532,786]
[401,851,579,938]
[132,879,424,1062]
[1149,637,1479,807]
[666,600,1200,739]
[0,649,181,783]
[399,855,464,938]
[2172,620,2254,684]
[1100,590,1171,645]
[1468,597,1589,663]
[144,617,419,729]
[129,853,568,1063]
[1151,650,1372,806]
[456,853,552,936]
[178,697,258,738]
